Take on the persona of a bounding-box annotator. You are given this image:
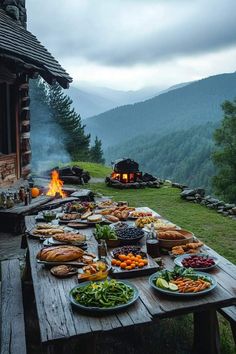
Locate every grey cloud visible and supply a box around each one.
[27,0,236,67]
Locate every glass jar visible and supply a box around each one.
[146,222,160,258]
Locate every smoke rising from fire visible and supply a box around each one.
[30,81,70,174]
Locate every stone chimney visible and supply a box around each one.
[0,0,27,28]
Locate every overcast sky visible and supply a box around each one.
[27,0,236,90]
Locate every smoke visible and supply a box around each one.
[30,81,70,175]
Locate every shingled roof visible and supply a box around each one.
[0,9,72,88]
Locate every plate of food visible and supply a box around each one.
[65,201,95,213]
[36,245,96,266]
[170,241,204,257]
[59,213,81,224]
[50,265,78,278]
[28,224,65,239]
[144,219,178,232]
[157,229,194,249]
[149,267,217,296]
[135,216,159,228]
[128,211,153,219]
[174,253,219,271]
[116,226,145,245]
[78,261,110,282]
[97,200,117,209]
[93,224,120,247]
[69,279,139,312]
[44,232,87,246]
[98,206,135,221]
[67,222,90,229]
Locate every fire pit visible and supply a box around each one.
[106,158,163,189]
[111,158,142,183]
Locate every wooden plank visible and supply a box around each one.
[0,195,54,215]
[0,259,27,354]
[218,306,236,324]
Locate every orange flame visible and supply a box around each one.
[46,170,66,198]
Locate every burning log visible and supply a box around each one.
[42,165,91,185]
[47,170,66,198]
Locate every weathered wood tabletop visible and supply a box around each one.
[24,208,236,354]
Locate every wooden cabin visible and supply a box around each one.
[0,0,72,188]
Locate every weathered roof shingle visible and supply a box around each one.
[0,9,72,87]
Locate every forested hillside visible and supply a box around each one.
[85,72,236,148]
[106,122,217,192]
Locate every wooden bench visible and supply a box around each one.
[0,258,27,354]
[218,306,236,345]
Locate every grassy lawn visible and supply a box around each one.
[87,183,236,263]
[61,161,111,178]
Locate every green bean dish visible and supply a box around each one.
[70,279,139,311]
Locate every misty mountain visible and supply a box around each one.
[105,122,217,192]
[68,83,163,118]
[84,72,236,148]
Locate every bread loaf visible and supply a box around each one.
[158,230,185,240]
[104,215,120,223]
[37,245,84,262]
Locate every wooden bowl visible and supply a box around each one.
[105,239,120,248]
[95,237,120,248]
[158,229,194,249]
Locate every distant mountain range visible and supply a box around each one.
[84,72,236,149]
[67,81,191,119]
[67,82,162,118]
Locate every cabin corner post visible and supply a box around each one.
[18,73,31,180]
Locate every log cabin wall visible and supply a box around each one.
[19,73,31,180]
[0,64,18,186]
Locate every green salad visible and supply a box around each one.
[71,279,134,308]
[94,224,117,240]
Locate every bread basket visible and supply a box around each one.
[158,229,194,249]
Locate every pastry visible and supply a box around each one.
[52,233,86,243]
[67,222,89,229]
[36,223,60,229]
[50,265,77,277]
[87,214,102,222]
[36,245,84,262]
[60,213,80,221]
[33,228,64,236]
[104,215,120,223]
[81,210,93,220]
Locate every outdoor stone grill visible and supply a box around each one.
[106,158,163,189]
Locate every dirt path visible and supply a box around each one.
[89,177,104,183]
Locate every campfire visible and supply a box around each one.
[46,170,66,198]
[111,159,142,183]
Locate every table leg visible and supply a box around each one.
[193,309,221,354]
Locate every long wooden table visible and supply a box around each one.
[24,209,236,354]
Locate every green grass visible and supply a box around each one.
[87,183,236,263]
[61,161,111,178]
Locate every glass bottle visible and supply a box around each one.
[146,222,160,258]
[98,239,108,260]
[19,186,25,202]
